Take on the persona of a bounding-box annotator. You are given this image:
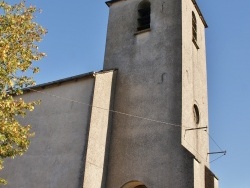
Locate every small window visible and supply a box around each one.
[137,0,151,31]
[192,12,197,42]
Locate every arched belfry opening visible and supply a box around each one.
[137,0,151,31]
[121,180,148,188]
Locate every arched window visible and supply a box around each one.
[192,12,197,42]
[193,104,200,124]
[137,0,151,31]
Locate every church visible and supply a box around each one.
[1,0,219,187]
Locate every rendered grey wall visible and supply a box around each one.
[181,0,211,187]
[83,71,116,188]
[181,0,209,162]
[1,76,94,188]
[104,0,194,187]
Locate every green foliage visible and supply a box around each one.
[0,1,46,184]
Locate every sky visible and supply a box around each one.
[4,0,250,187]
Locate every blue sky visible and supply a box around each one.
[5,0,250,187]
[198,1,250,188]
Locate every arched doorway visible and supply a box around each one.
[135,186,147,188]
[121,180,147,188]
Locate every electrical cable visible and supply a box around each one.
[210,153,226,164]
[27,87,185,129]
[26,87,225,163]
[206,131,224,152]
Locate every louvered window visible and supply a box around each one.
[137,1,151,31]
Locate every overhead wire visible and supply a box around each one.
[26,86,225,163]
[205,130,226,163]
[210,153,226,164]
[206,131,224,152]
[183,136,208,162]
[27,87,184,129]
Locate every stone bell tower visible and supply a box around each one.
[103,0,218,187]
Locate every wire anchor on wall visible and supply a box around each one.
[208,151,227,155]
[184,126,207,138]
[206,131,227,163]
[208,151,227,163]
[185,126,208,131]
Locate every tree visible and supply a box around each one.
[0,1,46,184]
